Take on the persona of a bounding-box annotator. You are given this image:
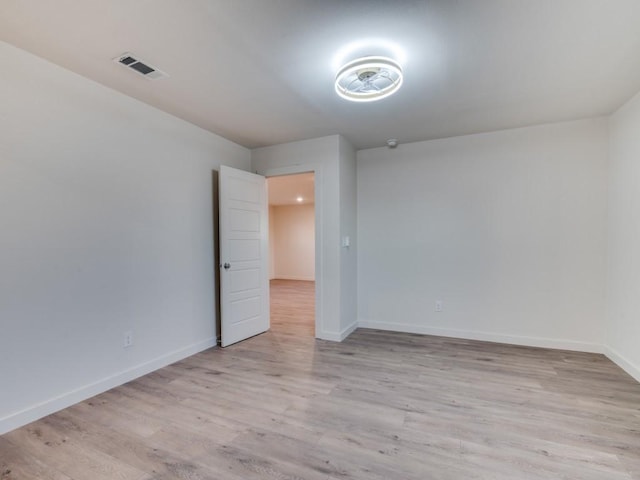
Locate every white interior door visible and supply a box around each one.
[219,165,269,347]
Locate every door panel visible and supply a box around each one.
[219,165,269,347]
[229,269,261,292]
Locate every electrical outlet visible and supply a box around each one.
[123,331,133,348]
[435,300,443,312]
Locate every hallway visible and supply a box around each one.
[270,279,315,337]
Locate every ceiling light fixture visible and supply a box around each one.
[296,196,304,203]
[335,56,403,102]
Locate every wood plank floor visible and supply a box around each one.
[270,279,315,337]
[2,280,640,479]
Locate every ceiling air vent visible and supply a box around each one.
[113,52,168,80]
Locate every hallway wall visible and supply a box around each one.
[270,204,315,281]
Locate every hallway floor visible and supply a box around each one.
[270,279,315,337]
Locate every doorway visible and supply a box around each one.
[267,172,316,336]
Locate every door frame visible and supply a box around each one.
[265,164,323,339]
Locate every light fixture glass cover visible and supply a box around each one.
[335,56,403,102]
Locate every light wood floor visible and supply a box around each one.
[2,280,639,479]
[270,279,315,337]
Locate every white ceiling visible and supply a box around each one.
[2,1,640,150]
[268,173,314,206]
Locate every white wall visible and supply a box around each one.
[606,91,640,382]
[271,204,315,281]
[253,136,346,340]
[357,119,608,351]
[338,137,358,336]
[0,41,250,434]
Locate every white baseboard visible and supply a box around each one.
[0,338,216,435]
[273,276,315,282]
[318,321,358,342]
[357,320,603,353]
[339,321,358,341]
[604,345,640,383]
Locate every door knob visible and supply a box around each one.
[223,263,231,270]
